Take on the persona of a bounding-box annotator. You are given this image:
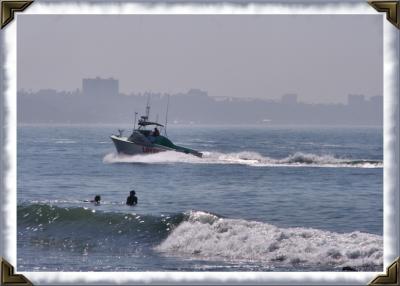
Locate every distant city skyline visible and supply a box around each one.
[17,15,383,104]
[18,76,382,104]
[18,82,383,125]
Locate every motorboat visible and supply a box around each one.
[110,103,202,158]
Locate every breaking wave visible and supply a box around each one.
[103,151,382,168]
[18,204,382,271]
[155,211,383,271]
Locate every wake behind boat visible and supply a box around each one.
[111,104,202,158]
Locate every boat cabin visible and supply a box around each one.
[137,116,164,137]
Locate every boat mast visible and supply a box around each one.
[133,112,138,130]
[164,94,170,136]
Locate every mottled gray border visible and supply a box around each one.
[1,1,399,285]
[0,13,4,266]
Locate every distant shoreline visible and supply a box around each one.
[17,123,383,128]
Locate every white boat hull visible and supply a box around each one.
[110,135,169,155]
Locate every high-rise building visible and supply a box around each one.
[82,77,119,97]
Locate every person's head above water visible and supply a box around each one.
[130,190,136,196]
[94,195,101,203]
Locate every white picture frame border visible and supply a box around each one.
[1,1,398,285]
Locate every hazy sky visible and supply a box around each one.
[18,14,382,103]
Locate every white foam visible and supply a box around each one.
[103,151,383,168]
[54,140,77,144]
[102,151,199,164]
[155,211,383,270]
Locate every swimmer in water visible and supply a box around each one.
[84,195,101,205]
[126,190,137,206]
[93,195,101,205]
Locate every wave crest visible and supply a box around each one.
[18,204,184,240]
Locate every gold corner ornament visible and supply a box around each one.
[1,0,33,29]
[0,258,32,286]
[369,0,400,29]
[369,257,400,286]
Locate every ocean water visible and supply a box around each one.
[17,125,383,272]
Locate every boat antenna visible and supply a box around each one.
[145,96,150,119]
[133,112,138,130]
[164,94,170,136]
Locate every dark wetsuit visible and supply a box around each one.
[126,192,138,206]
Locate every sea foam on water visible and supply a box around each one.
[103,151,383,168]
[155,211,383,270]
